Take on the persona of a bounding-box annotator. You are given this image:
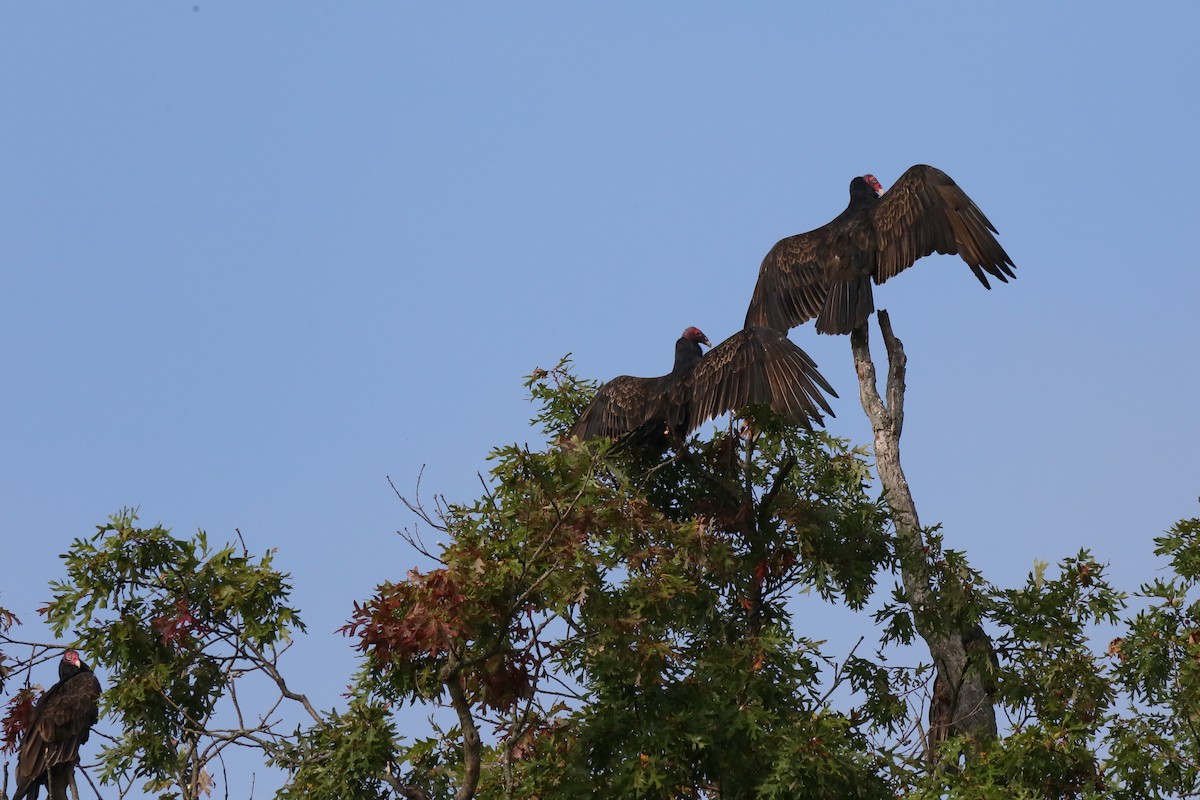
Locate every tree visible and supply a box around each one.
[3,513,314,800]
[4,345,1200,799]
[323,356,899,799]
[305,337,1200,798]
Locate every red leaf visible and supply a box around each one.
[2,688,38,754]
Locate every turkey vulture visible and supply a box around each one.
[745,165,1016,335]
[13,650,101,800]
[568,325,836,445]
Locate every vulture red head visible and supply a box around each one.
[682,326,711,347]
[64,650,82,668]
[862,174,884,196]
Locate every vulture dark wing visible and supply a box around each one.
[567,375,669,442]
[744,234,830,333]
[871,165,1016,288]
[686,327,836,433]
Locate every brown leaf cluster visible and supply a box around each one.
[343,568,474,665]
[1,686,37,754]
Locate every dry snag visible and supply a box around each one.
[849,310,997,762]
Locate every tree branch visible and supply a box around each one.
[441,654,483,800]
[849,311,997,761]
[758,455,798,530]
[382,769,432,800]
[242,640,323,726]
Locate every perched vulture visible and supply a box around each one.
[745,165,1016,335]
[13,650,102,800]
[568,325,836,446]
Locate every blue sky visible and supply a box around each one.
[3,3,1198,795]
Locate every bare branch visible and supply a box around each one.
[392,471,450,563]
[242,640,324,726]
[849,311,997,762]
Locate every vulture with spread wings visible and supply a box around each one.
[745,165,1016,336]
[13,650,102,800]
[568,325,835,446]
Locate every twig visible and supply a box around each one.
[77,764,105,800]
[242,640,323,726]
[816,636,866,706]
[234,528,250,558]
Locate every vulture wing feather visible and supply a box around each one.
[568,376,665,442]
[872,165,1016,287]
[687,328,836,433]
[744,235,829,333]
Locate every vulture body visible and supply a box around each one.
[568,327,709,446]
[568,325,835,446]
[745,165,1016,335]
[13,651,101,800]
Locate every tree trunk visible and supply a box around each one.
[848,311,997,760]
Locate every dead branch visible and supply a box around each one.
[849,311,997,762]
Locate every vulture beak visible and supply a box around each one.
[701,336,712,347]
